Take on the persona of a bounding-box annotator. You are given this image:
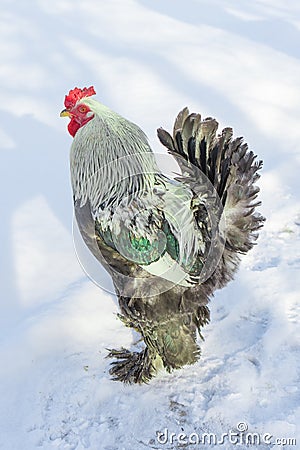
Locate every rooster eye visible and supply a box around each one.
[78,105,87,113]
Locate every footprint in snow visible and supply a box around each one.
[251,256,280,271]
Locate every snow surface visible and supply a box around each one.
[0,0,300,449]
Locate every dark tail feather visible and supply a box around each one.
[157,108,265,286]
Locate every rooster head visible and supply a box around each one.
[60,86,96,137]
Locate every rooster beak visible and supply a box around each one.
[60,109,71,117]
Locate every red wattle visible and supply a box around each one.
[67,116,94,137]
[68,118,81,137]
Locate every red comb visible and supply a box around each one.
[64,86,96,109]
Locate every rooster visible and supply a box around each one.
[60,86,264,383]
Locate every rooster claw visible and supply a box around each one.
[106,347,156,384]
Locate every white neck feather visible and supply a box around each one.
[70,99,159,216]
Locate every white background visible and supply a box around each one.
[0,0,299,448]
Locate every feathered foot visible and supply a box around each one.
[106,347,160,384]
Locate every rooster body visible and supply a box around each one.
[61,87,264,383]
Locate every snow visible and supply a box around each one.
[0,0,299,449]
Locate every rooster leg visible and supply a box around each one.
[106,347,161,384]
